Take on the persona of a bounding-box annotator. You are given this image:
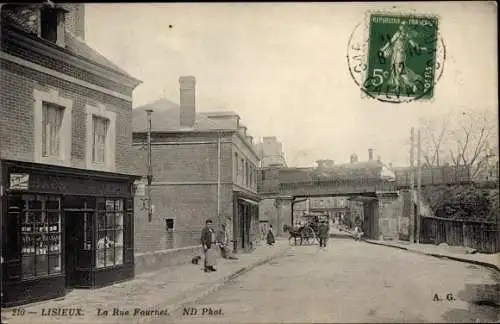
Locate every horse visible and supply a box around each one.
[283,224,316,245]
[283,224,303,245]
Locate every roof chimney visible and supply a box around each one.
[179,76,196,129]
[350,154,358,164]
[368,148,374,161]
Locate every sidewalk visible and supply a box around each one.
[365,239,500,272]
[1,239,290,324]
[329,226,353,239]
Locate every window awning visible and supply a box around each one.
[239,197,259,205]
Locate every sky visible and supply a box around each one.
[85,2,498,167]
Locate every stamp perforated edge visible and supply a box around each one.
[352,6,445,103]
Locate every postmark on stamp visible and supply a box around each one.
[347,10,446,103]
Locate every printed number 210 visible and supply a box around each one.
[12,308,26,316]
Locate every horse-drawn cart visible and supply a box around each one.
[283,214,329,245]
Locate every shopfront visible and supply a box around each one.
[1,160,138,307]
[233,190,260,252]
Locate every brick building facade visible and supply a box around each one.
[0,3,141,306]
[255,136,287,168]
[131,76,261,273]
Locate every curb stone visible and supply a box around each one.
[0,247,290,324]
[160,246,291,323]
[365,240,500,273]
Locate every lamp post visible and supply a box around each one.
[416,128,422,244]
[146,109,153,222]
[217,130,221,223]
[409,127,415,243]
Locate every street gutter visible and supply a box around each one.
[365,240,500,273]
[161,246,291,323]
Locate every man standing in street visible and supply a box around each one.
[318,218,330,248]
[200,219,217,272]
[217,224,238,260]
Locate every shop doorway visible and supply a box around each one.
[63,196,94,289]
[64,211,81,288]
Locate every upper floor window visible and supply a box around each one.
[245,161,249,186]
[34,88,73,166]
[249,165,253,188]
[85,104,116,171]
[240,158,244,183]
[42,102,64,158]
[40,7,58,43]
[234,152,239,177]
[92,116,109,163]
[39,5,67,46]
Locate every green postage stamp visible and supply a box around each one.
[347,11,445,103]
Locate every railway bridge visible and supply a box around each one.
[257,160,471,240]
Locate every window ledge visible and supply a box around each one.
[88,162,115,173]
[39,156,71,167]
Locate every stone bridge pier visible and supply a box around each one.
[373,191,405,240]
[259,196,292,237]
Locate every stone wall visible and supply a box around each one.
[377,193,404,240]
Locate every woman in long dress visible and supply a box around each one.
[266,225,275,246]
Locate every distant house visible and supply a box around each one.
[131,76,261,273]
[254,137,287,168]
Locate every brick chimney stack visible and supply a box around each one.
[63,4,86,39]
[179,76,196,129]
[368,148,374,161]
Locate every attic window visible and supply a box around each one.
[40,7,59,43]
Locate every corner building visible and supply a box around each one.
[0,4,141,306]
[131,77,260,273]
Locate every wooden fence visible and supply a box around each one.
[420,216,499,253]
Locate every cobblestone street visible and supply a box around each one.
[1,240,289,324]
[168,238,500,323]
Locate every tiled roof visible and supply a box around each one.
[2,7,137,81]
[65,32,134,78]
[199,111,240,118]
[132,98,230,133]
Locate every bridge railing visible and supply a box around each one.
[395,165,472,187]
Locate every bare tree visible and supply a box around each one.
[419,110,497,178]
[420,117,449,168]
[448,111,497,178]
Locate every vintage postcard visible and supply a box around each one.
[0,2,498,324]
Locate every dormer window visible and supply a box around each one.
[39,5,67,47]
[40,7,58,43]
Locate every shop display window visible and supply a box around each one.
[19,194,62,279]
[96,199,124,268]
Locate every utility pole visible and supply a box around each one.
[409,127,415,244]
[146,109,153,222]
[416,128,422,244]
[217,130,221,223]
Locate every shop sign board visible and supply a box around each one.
[9,173,29,190]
